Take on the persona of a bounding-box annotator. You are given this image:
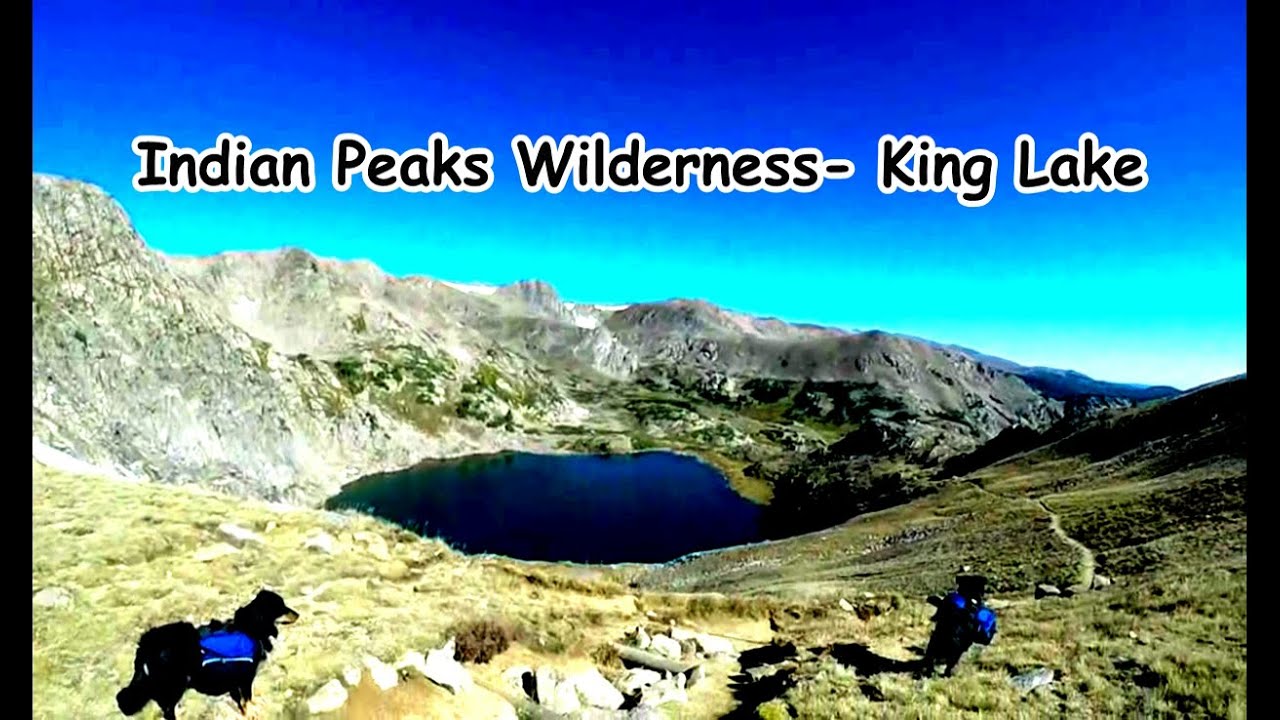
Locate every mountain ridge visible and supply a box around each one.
[31,173,1220,518]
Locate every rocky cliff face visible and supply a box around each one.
[33,173,1082,510]
[32,176,538,502]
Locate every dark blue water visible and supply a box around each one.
[324,451,765,564]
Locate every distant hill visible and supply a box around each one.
[944,345,1183,401]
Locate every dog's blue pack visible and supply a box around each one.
[945,592,967,611]
[972,606,997,644]
[198,630,257,665]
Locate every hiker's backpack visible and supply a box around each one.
[198,630,258,668]
[971,606,998,645]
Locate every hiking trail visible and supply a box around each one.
[965,480,1097,590]
[1037,497,1096,590]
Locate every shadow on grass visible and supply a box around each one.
[721,641,923,718]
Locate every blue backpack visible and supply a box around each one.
[972,606,997,645]
[943,591,997,645]
[198,630,258,668]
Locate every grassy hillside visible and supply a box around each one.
[629,378,1246,718]
[34,367,1246,720]
[33,460,796,719]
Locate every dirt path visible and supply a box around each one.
[1037,498,1096,590]
[966,480,1097,590]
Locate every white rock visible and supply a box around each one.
[32,587,73,609]
[363,655,398,690]
[694,634,736,657]
[342,666,363,687]
[218,522,264,545]
[547,681,582,714]
[649,634,681,660]
[304,532,340,555]
[838,598,854,612]
[354,531,391,560]
[502,666,534,698]
[639,677,688,707]
[567,668,625,710]
[395,650,428,675]
[686,666,706,688]
[669,626,697,642]
[615,668,662,695]
[535,666,559,705]
[424,638,473,694]
[307,679,348,714]
[193,543,240,562]
[633,626,651,650]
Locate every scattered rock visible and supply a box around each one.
[32,587,73,609]
[218,522,264,545]
[304,532,340,555]
[353,531,391,560]
[363,655,398,691]
[695,633,736,657]
[568,668,625,710]
[649,634,681,660]
[625,625,651,650]
[1010,667,1055,693]
[503,666,535,698]
[838,598,854,612]
[548,680,583,714]
[669,626,696,641]
[376,560,410,580]
[686,666,706,688]
[341,666,362,687]
[265,521,277,533]
[679,638,698,657]
[395,650,427,675]
[307,679,348,714]
[639,674,687,707]
[535,666,560,705]
[423,638,473,694]
[1035,584,1061,599]
[193,543,240,562]
[615,668,662,695]
[1092,574,1113,590]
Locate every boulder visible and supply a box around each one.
[307,679,348,714]
[568,668,625,710]
[502,666,535,698]
[304,532,340,555]
[695,634,736,657]
[33,587,73,609]
[1035,584,1061,599]
[362,655,398,690]
[649,634,682,660]
[639,675,688,707]
[217,522,263,546]
[615,668,662,695]
[423,638,473,694]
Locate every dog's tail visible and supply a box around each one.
[115,683,149,716]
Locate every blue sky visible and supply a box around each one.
[33,0,1245,389]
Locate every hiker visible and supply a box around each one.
[918,573,998,677]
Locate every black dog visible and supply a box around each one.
[116,590,299,719]
[919,574,987,678]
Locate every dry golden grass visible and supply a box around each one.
[31,462,667,719]
[32,431,1247,720]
